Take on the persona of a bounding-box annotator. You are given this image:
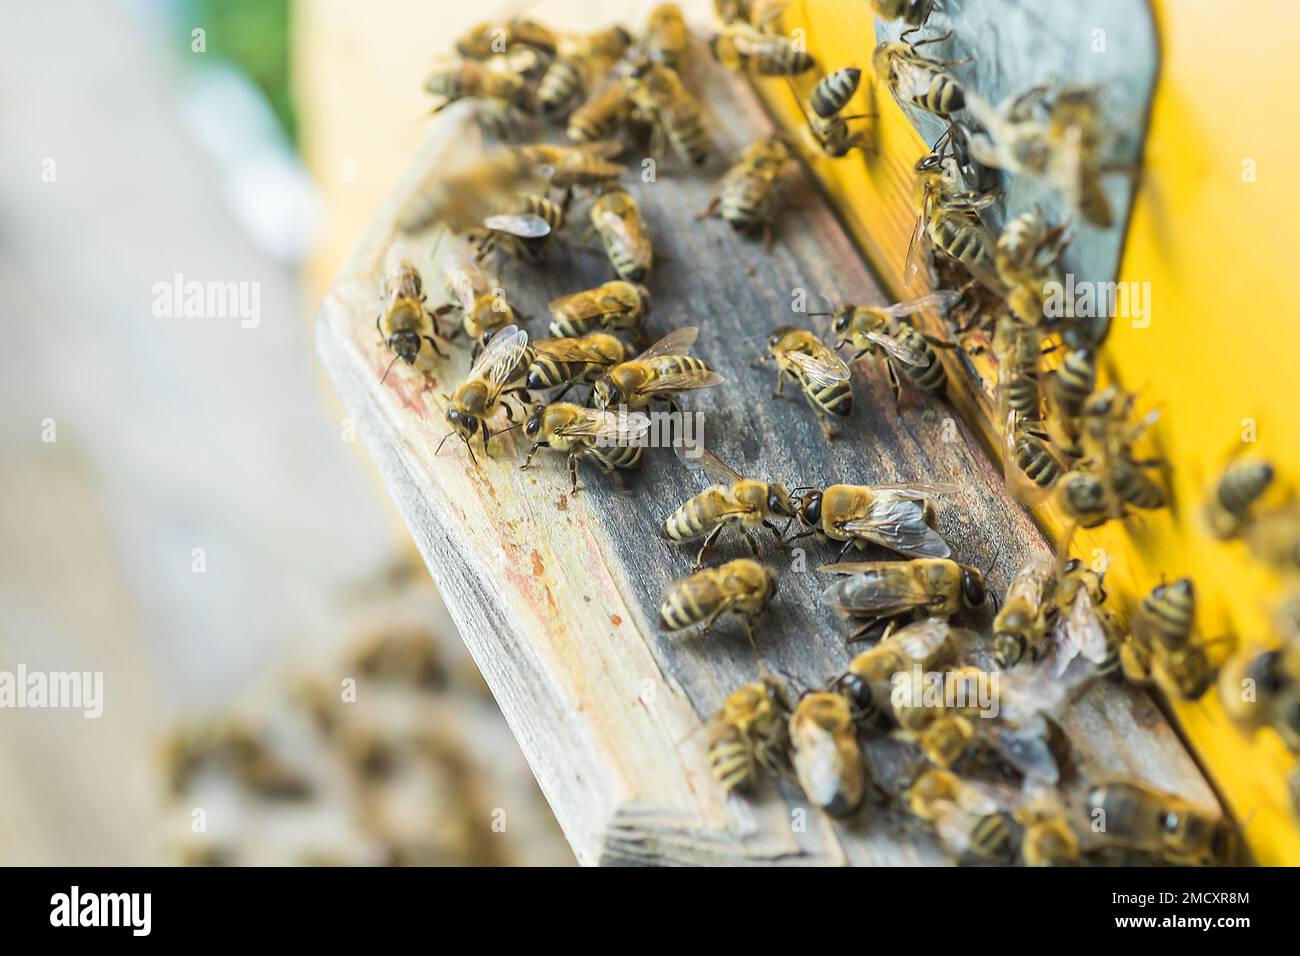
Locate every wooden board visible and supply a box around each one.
[314,34,1216,865]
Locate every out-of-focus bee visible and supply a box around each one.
[833,617,956,727]
[514,141,626,193]
[424,59,528,115]
[593,326,723,410]
[399,147,530,235]
[658,558,780,643]
[810,66,862,118]
[757,326,853,436]
[908,712,1065,785]
[869,0,935,26]
[701,135,793,245]
[590,189,653,281]
[789,481,954,562]
[829,292,958,402]
[436,249,521,340]
[377,261,447,383]
[1006,414,1066,493]
[996,210,1071,327]
[1054,558,1119,677]
[710,21,814,76]
[789,692,865,817]
[521,402,650,493]
[796,68,873,158]
[1043,347,1095,459]
[567,81,636,143]
[522,332,628,393]
[872,33,966,117]
[1245,503,1300,575]
[715,0,790,27]
[905,769,1021,862]
[1017,790,1080,866]
[993,555,1057,669]
[1051,469,1110,532]
[474,193,566,262]
[537,26,634,115]
[1078,387,1166,516]
[441,325,531,460]
[642,4,688,69]
[706,676,792,793]
[820,558,986,641]
[1218,646,1292,734]
[455,17,559,60]
[907,149,1004,295]
[1086,782,1234,864]
[663,447,796,568]
[1123,578,1224,700]
[624,60,712,165]
[1205,459,1274,541]
[162,721,313,801]
[548,280,650,338]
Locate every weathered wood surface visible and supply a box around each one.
[315,36,1216,865]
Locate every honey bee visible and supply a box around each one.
[377,261,447,383]
[868,0,935,26]
[996,210,1071,327]
[833,617,956,727]
[436,249,521,340]
[1205,459,1274,540]
[662,447,796,568]
[1017,790,1080,866]
[537,27,633,115]
[593,326,722,411]
[1078,387,1166,515]
[789,481,954,565]
[1123,579,1223,700]
[162,721,312,801]
[658,558,780,643]
[440,325,531,460]
[810,67,862,118]
[706,676,792,793]
[475,193,566,262]
[1050,470,1110,531]
[455,17,559,60]
[522,332,628,393]
[905,769,1021,862]
[521,402,650,493]
[700,136,793,245]
[624,60,712,166]
[1006,416,1066,492]
[399,147,530,235]
[820,558,986,641]
[757,326,853,436]
[993,317,1045,426]
[1045,86,1120,229]
[872,33,967,118]
[1053,558,1119,677]
[909,712,1065,785]
[714,0,789,27]
[906,149,1003,295]
[548,280,650,338]
[710,21,814,76]
[514,141,626,193]
[798,67,873,158]
[642,4,688,69]
[788,692,865,817]
[424,59,528,115]
[1042,347,1095,459]
[590,189,653,281]
[829,292,958,402]
[567,82,635,143]
[1086,782,1233,864]
[993,555,1057,669]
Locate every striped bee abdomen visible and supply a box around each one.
[810,67,861,118]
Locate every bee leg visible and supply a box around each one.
[741,527,761,556]
[375,316,383,342]
[884,358,903,406]
[695,197,721,221]
[520,444,540,470]
[762,223,774,253]
[818,416,838,441]
[845,619,887,644]
[763,520,787,549]
[835,537,856,562]
[692,524,725,571]
[502,402,516,422]
[567,453,581,494]
[422,335,449,360]
[771,372,787,399]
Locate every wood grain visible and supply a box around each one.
[314,35,1216,865]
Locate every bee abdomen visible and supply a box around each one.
[918,74,964,114]
[811,67,862,118]
[591,443,643,471]
[756,46,814,76]
[1218,462,1273,515]
[810,379,853,417]
[660,584,707,630]
[1113,459,1165,509]
[664,493,711,542]
[707,730,754,792]
[665,103,710,165]
[526,357,582,390]
[538,59,584,113]
[1015,435,1063,487]
[970,812,1018,860]
[722,175,778,231]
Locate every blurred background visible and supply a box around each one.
[0,0,593,865]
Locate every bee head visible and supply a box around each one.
[768,325,796,352]
[833,672,872,714]
[446,407,478,438]
[768,483,796,518]
[797,489,823,527]
[524,409,543,440]
[599,382,624,408]
[831,306,855,337]
[389,330,423,364]
[961,566,987,607]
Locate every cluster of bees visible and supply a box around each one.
[374,5,1263,864]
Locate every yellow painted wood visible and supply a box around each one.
[752,0,1300,863]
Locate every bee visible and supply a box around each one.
[757,326,853,436]
[1123,578,1223,700]
[789,481,953,564]
[909,713,1065,785]
[1245,503,1300,574]
[1007,418,1065,491]
[1045,86,1119,229]
[996,210,1071,327]
[1053,558,1119,676]
[537,27,633,115]
[377,261,447,383]
[424,59,528,115]
[662,447,796,568]
[993,555,1057,669]
[475,193,566,263]
[868,0,935,26]
[829,292,958,402]
[1017,790,1080,866]
[714,0,789,27]
[906,149,1003,295]
[872,33,966,117]
[455,18,558,60]
[548,280,650,338]
[436,250,521,340]
[710,21,814,76]
[706,676,792,793]
[399,147,531,235]
[1078,387,1166,515]
[820,558,986,641]
[700,136,793,245]
[833,617,956,727]
[162,721,312,801]
[567,81,635,143]
[593,326,723,411]
[590,189,653,281]
[1218,647,1291,733]
[624,60,712,166]
[642,4,688,69]
[521,402,650,493]
[1043,347,1095,458]
[1086,782,1233,864]
[1205,459,1274,540]
[810,67,862,118]
[440,325,531,460]
[993,317,1044,422]
[514,141,626,193]
[1051,469,1110,532]
[789,692,865,817]
[1131,578,1196,654]
[522,333,628,392]
[658,558,780,643]
[905,769,1021,862]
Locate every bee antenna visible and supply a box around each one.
[435,432,452,455]
[380,354,401,384]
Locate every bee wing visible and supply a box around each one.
[990,718,1061,785]
[865,330,929,367]
[903,212,931,285]
[483,213,552,238]
[632,326,699,361]
[787,344,851,389]
[554,407,652,443]
[821,570,931,616]
[532,337,620,364]
[891,57,938,103]
[469,325,529,391]
[547,289,593,316]
[1056,589,1112,669]
[595,207,647,252]
[578,140,626,160]
[674,445,746,485]
[864,482,958,495]
[448,267,480,312]
[888,617,951,661]
[638,368,727,395]
[841,495,951,558]
[877,292,961,319]
[791,719,846,809]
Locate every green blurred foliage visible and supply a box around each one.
[184,0,296,142]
